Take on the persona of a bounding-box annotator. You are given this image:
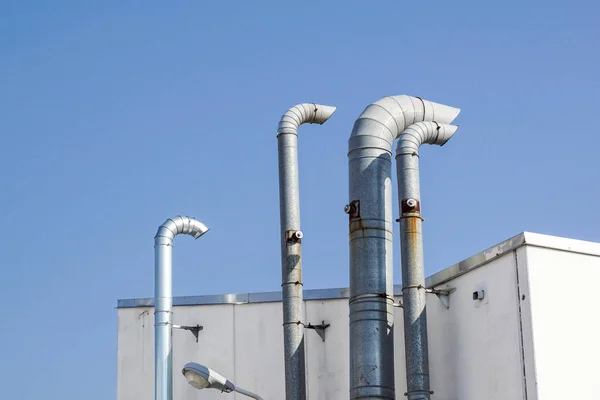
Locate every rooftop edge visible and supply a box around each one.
[117,231,600,308]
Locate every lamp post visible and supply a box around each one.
[182,362,264,400]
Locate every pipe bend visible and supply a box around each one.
[396,121,459,156]
[277,103,337,135]
[154,215,209,243]
[349,95,461,152]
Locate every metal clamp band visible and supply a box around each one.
[348,293,395,303]
[282,321,305,326]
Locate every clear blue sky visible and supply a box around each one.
[1,1,598,398]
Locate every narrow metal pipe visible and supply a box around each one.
[277,103,336,400]
[347,96,459,400]
[154,216,209,400]
[395,122,458,400]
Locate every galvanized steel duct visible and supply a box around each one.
[346,95,460,400]
[277,103,337,400]
[396,122,458,400]
[154,216,209,400]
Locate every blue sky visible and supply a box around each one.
[1,1,598,398]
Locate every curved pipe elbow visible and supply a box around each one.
[277,103,337,136]
[396,122,459,156]
[154,215,209,244]
[349,95,460,153]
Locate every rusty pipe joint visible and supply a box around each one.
[286,230,303,243]
[399,198,423,221]
[344,200,360,220]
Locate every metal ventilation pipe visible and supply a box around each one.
[277,103,337,400]
[396,122,458,400]
[346,95,459,400]
[154,216,209,400]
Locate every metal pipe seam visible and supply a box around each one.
[155,215,209,242]
[348,95,460,400]
[349,299,395,322]
[349,225,393,237]
[154,216,209,400]
[349,218,393,230]
[277,103,336,400]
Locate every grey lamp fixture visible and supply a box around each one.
[182,362,264,400]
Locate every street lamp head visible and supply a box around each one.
[182,362,234,393]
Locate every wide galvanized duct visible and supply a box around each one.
[154,216,209,400]
[277,103,336,400]
[346,95,459,400]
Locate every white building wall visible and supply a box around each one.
[117,306,153,400]
[117,256,526,400]
[232,302,285,399]
[427,250,525,400]
[520,241,600,400]
[305,299,348,399]
[117,233,600,400]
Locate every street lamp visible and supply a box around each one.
[182,362,264,400]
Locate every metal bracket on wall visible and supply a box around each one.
[425,287,456,309]
[173,324,204,343]
[305,320,330,342]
